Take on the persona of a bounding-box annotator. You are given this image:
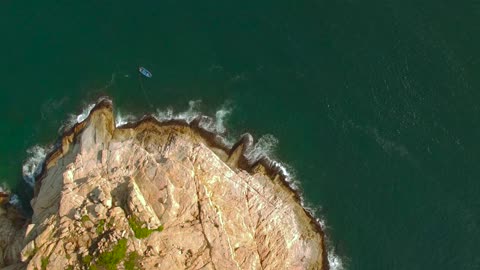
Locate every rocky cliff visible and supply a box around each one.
[0,99,328,270]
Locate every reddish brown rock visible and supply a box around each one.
[0,193,9,206]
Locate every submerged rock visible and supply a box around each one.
[1,98,327,269]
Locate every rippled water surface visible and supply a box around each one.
[1,1,480,269]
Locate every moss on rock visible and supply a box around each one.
[128,216,163,239]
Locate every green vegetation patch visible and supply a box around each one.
[41,256,49,270]
[81,239,128,270]
[128,216,163,239]
[82,254,93,265]
[107,219,115,229]
[31,247,39,257]
[96,219,106,234]
[95,238,128,270]
[81,215,91,223]
[124,251,141,270]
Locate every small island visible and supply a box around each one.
[0,98,328,269]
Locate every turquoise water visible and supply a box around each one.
[2,1,480,269]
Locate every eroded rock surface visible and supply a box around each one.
[1,99,327,270]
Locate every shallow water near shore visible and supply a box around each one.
[2,1,480,269]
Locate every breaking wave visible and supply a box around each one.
[243,134,301,190]
[22,145,51,187]
[153,100,202,123]
[156,100,232,135]
[76,103,96,123]
[329,253,345,270]
[23,99,104,186]
[58,102,96,133]
[115,111,137,127]
[213,105,231,134]
[115,100,233,139]
[245,134,279,161]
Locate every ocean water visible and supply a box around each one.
[1,1,480,269]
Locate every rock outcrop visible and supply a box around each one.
[1,99,327,269]
[0,190,26,268]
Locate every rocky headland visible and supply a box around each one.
[0,99,328,269]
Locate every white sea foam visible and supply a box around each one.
[242,134,301,183]
[8,194,20,207]
[213,106,231,134]
[76,103,96,123]
[58,102,97,133]
[245,134,279,162]
[177,100,202,121]
[196,104,232,136]
[152,100,233,136]
[311,215,346,270]
[26,99,105,186]
[153,100,200,123]
[0,185,21,207]
[113,100,234,145]
[242,135,302,190]
[115,111,137,127]
[328,249,345,270]
[275,161,298,187]
[22,145,51,187]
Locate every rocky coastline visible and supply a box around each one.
[0,98,328,269]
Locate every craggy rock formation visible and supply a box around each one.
[0,192,26,268]
[1,99,327,269]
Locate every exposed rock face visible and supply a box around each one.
[1,99,327,269]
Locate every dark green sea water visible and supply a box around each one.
[2,1,480,269]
